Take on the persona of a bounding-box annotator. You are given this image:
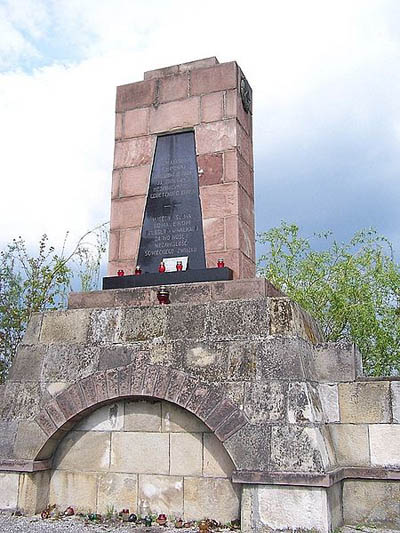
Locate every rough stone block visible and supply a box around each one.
[369,424,400,466]
[343,479,400,525]
[255,485,329,532]
[149,97,200,133]
[181,339,228,380]
[339,382,391,423]
[210,279,265,301]
[68,289,116,310]
[191,62,237,95]
[18,471,50,514]
[201,91,224,122]
[257,337,308,381]
[97,472,137,514]
[49,470,97,513]
[0,472,19,509]
[138,474,183,516]
[144,64,179,80]
[124,107,149,138]
[0,421,17,458]
[170,433,202,476]
[224,423,270,471]
[108,229,119,260]
[40,309,90,344]
[203,217,225,252]
[110,196,146,229]
[159,73,188,103]
[164,370,189,404]
[207,299,269,339]
[13,420,47,460]
[270,425,328,473]
[225,89,252,135]
[198,153,223,186]
[119,164,150,197]
[236,122,253,168]
[88,309,121,345]
[391,381,400,423]
[41,344,99,383]
[98,345,135,371]
[53,430,110,471]
[196,119,236,155]
[22,313,43,344]
[120,307,166,342]
[319,383,339,422]
[119,228,141,260]
[113,136,154,168]
[179,56,219,73]
[124,400,162,432]
[165,304,206,340]
[162,402,208,432]
[203,433,234,478]
[75,403,123,432]
[244,382,287,423]
[184,477,240,523]
[116,79,156,112]
[205,398,237,431]
[111,432,169,474]
[330,424,370,466]
[287,382,319,424]
[115,113,123,140]
[214,408,248,441]
[312,342,362,382]
[3,381,41,421]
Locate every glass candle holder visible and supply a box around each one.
[134,265,142,275]
[158,261,166,273]
[217,258,224,268]
[176,261,183,271]
[117,269,125,276]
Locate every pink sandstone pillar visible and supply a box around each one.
[108,57,255,279]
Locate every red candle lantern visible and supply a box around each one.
[217,258,224,268]
[176,260,183,271]
[158,261,166,273]
[117,269,125,277]
[157,285,170,305]
[134,265,142,275]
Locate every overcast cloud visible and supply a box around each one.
[0,0,399,257]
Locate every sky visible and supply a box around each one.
[1,0,399,259]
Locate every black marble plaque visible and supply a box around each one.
[137,132,206,272]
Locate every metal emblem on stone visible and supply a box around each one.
[137,132,206,273]
[240,73,252,114]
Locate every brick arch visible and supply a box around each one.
[33,361,249,466]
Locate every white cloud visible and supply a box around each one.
[0,0,399,253]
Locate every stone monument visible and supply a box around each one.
[0,58,400,532]
[108,57,255,280]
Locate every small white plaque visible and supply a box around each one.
[163,256,188,272]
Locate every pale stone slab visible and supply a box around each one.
[391,381,400,423]
[257,485,329,531]
[338,382,391,423]
[203,433,234,478]
[343,479,399,524]
[329,424,370,466]
[49,470,97,513]
[138,474,183,516]
[40,309,90,344]
[319,384,339,422]
[170,433,202,476]
[75,403,124,432]
[124,400,162,432]
[53,431,110,472]
[0,472,19,509]
[369,424,400,466]
[18,471,51,514]
[111,432,169,474]
[97,472,137,514]
[184,477,240,523]
[162,402,208,433]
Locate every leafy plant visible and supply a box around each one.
[0,223,109,382]
[258,222,400,376]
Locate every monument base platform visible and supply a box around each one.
[102,267,233,290]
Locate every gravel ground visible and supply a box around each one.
[1,514,400,533]
[0,514,234,533]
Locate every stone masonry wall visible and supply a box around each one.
[49,399,239,522]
